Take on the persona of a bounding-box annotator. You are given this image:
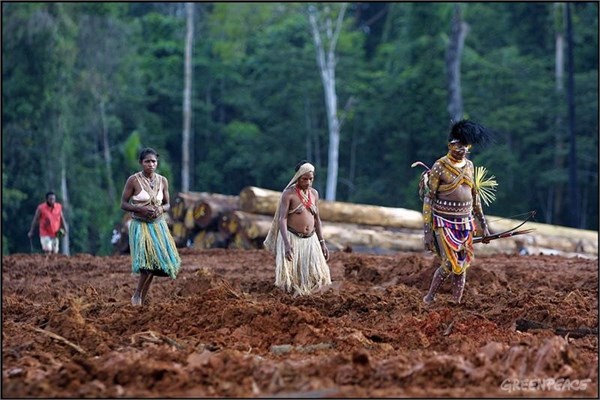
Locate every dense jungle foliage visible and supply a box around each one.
[2,2,598,255]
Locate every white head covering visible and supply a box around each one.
[263,162,315,253]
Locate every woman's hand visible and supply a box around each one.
[320,241,329,261]
[284,243,294,261]
[137,205,157,219]
[150,205,164,219]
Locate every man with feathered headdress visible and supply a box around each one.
[264,160,331,296]
[422,120,495,305]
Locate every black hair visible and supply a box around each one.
[448,120,494,148]
[139,147,159,163]
[45,191,55,200]
[295,160,309,172]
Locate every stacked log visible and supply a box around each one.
[238,186,598,257]
[219,210,273,250]
[485,218,598,256]
[194,195,240,230]
[170,193,240,250]
[239,186,423,229]
[171,192,209,247]
[113,185,598,258]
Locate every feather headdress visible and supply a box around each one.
[448,120,494,148]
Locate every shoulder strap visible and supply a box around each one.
[437,157,474,193]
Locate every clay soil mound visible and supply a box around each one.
[2,249,598,398]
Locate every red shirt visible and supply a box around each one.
[37,202,63,237]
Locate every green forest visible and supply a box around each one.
[2,2,598,256]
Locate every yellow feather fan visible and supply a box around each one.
[474,166,498,207]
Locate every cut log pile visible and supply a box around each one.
[113,186,598,259]
[169,192,240,249]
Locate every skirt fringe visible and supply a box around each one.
[129,217,181,279]
[274,231,331,296]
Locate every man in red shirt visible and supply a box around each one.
[28,191,68,254]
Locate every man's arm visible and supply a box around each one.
[60,209,68,234]
[423,162,441,252]
[28,207,40,238]
[278,190,293,260]
[472,186,491,240]
[313,189,329,261]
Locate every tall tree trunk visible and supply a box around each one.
[181,2,194,192]
[349,129,357,198]
[552,2,566,225]
[308,3,347,201]
[60,148,70,256]
[580,184,588,228]
[565,3,579,227]
[99,98,116,203]
[446,4,469,123]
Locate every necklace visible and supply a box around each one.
[142,172,156,189]
[295,185,313,208]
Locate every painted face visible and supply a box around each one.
[449,141,471,159]
[297,172,314,190]
[141,154,158,175]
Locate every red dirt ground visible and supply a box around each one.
[2,249,598,398]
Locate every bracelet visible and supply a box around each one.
[319,239,325,243]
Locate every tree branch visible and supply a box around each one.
[329,3,348,56]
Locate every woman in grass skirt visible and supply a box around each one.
[120,148,181,306]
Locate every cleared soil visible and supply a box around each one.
[2,248,598,398]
